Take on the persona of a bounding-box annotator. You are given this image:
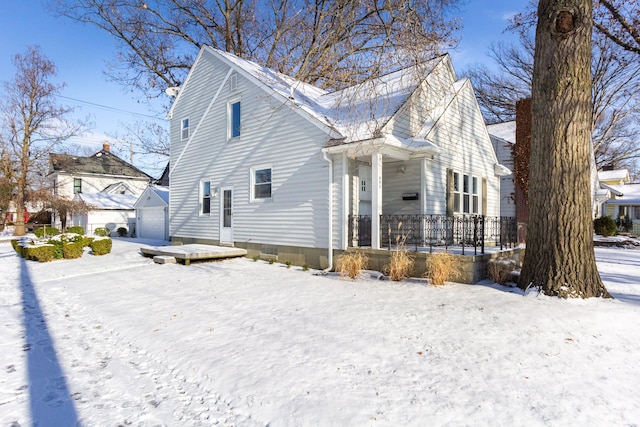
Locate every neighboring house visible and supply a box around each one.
[167,46,510,268]
[134,185,169,240]
[599,169,640,232]
[48,142,152,229]
[71,192,138,236]
[487,121,516,218]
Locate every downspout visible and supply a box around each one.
[322,149,333,272]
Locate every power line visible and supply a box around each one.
[57,94,166,121]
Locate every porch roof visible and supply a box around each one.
[323,134,441,161]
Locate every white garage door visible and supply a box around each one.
[139,208,166,240]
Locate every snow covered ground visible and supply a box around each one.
[1,238,639,426]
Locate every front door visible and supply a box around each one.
[220,187,233,243]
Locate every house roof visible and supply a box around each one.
[487,121,516,144]
[607,183,640,204]
[171,46,446,144]
[49,149,152,180]
[134,185,169,209]
[598,169,630,183]
[75,192,138,210]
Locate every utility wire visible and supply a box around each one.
[57,94,166,121]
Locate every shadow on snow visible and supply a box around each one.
[20,257,79,425]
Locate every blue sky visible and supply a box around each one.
[0,0,529,177]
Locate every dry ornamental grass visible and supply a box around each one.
[387,249,415,281]
[336,251,368,279]
[425,252,462,286]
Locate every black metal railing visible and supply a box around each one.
[348,214,517,255]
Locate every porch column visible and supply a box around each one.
[371,152,382,249]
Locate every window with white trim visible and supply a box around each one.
[181,118,189,140]
[453,172,479,214]
[229,100,241,139]
[251,166,272,201]
[74,178,82,194]
[201,180,211,215]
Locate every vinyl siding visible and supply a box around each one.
[421,81,501,218]
[170,49,332,248]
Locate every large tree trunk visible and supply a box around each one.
[518,0,610,298]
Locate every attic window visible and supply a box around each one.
[229,73,238,91]
[181,118,189,140]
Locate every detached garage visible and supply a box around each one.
[134,186,169,240]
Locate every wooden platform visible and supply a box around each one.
[141,244,247,265]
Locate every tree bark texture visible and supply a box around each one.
[518,0,611,298]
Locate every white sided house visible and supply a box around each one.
[168,46,510,269]
[49,143,151,198]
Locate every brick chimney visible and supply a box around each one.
[103,141,110,152]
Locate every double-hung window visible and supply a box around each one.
[201,180,211,215]
[251,167,272,201]
[453,172,479,214]
[229,100,241,139]
[181,118,189,140]
[73,178,82,194]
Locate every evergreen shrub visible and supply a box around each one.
[116,227,128,237]
[63,240,84,259]
[594,216,617,237]
[34,227,59,238]
[90,238,112,255]
[94,227,111,237]
[67,226,85,235]
[24,245,56,262]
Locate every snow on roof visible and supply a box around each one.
[150,186,170,204]
[598,169,630,183]
[487,121,516,144]
[76,192,138,210]
[607,183,640,204]
[206,46,445,143]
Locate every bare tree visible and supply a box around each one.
[0,140,14,230]
[50,0,461,97]
[0,46,85,236]
[465,27,640,171]
[518,0,610,298]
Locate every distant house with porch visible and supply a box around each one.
[167,46,511,269]
[599,168,640,233]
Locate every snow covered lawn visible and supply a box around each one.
[1,238,639,426]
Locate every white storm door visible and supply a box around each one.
[220,187,233,243]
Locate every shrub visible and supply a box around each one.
[252,255,259,262]
[63,240,84,259]
[90,238,112,255]
[487,259,516,285]
[81,236,95,247]
[302,264,309,271]
[594,216,617,237]
[336,251,368,279]
[94,227,111,237]
[268,258,275,265]
[34,227,59,238]
[24,245,56,262]
[116,227,128,237]
[67,226,85,235]
[10,239,22,256]
[425,252,462,286]
[386,248,415,281]
[285,260,292,268]
[47,239,64,259]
